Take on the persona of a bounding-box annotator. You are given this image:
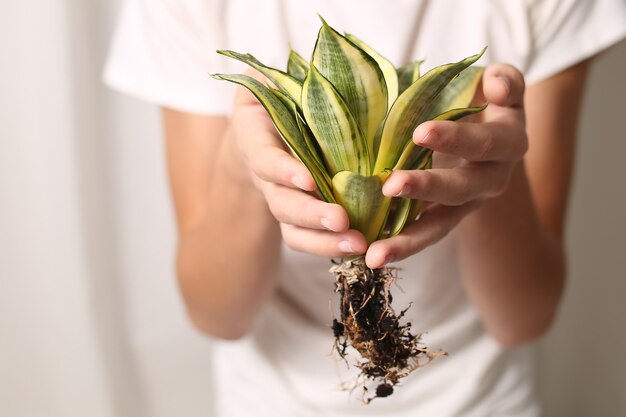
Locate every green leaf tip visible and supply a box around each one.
[472,46,488,62]
[317,13,329,27]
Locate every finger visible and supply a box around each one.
[281,224,368,258]
[382,164,511,205]
[413,119,528,162]
[365,201,481,269]
[247,144,317,191]
[234,101,316,191]
[482,63,525,109]
[263,183,350,232]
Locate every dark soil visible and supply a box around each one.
[330,256,445,403]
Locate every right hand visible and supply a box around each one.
[229,72,368,258]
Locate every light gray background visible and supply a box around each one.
[538,42,626,416]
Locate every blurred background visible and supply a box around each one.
[1,1,624,416]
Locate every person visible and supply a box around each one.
[104,1,626,415]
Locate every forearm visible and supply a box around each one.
[456,161,565,347]
[177,135,282,339]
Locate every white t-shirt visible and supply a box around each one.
[104,1,626,416]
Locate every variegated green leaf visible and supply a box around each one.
[345,33,398,111]
[386,197,426,239]
[296,114,328,173]
[287,49,309,82]
[270,85,298,111]
[302,64,370,176]
[270,88,326,170]
[332,171,392,244]
[393,104,487,170]
[211,73,335,203]
[217,50,302,107]
[434,104,487,121]
[374,48,486,173]
[406,200,426,232]
[423,66,485,121]
[386,198,412,238]
[396,60,423,94]
[312,19,387,163]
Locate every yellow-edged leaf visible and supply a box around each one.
[211,73,335,203]
[393,104,487,170]
[217,50,302,107]
[312,19,387,164]
[393,67,486,171]
[423,66,485,120]
[345,33,398,111]
[270,88,327,171]
[302,64,370,176]
[396,60,424,94]
[374,48,486,173]
[387,198,411,238]
[332,171,391,244]
[287,49,309,82]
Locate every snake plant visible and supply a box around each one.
[212,17,486,401]
[212,19,484,244]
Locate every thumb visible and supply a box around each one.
[483,63,525,108]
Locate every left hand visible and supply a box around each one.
[366,63,528,268]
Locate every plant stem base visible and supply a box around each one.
[330,256,445,403]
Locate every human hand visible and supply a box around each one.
[365,64,528,269]
[229,71,369,258]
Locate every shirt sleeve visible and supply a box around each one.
[525,0,626,84]
[103,0,234,115]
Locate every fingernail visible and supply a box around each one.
[291,175,305,190]
[495,74,510,95]
[383,181,410,197]
[414,127,437,146]
[339,240,354,253]
[386,184,411,197]
[321,217,332,231]
[396,184,412,197]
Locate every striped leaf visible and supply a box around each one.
[397,60,423,94]
[217,50,302,107]
[434,104,487,121]
[211,73,335,203]
[386,198,411,238]
[270,88,327,170]
[296,115,329,174]
[403,201,424,234]
[287,49,309,82]
[332,171,392,244]
[302,64,370,176]
[423,66,485,120]
[393,104,487,171]
[345,33,398,111]
[312,18,387,163]
[374,48,486,173]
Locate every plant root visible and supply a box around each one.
[330,256,445,403]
